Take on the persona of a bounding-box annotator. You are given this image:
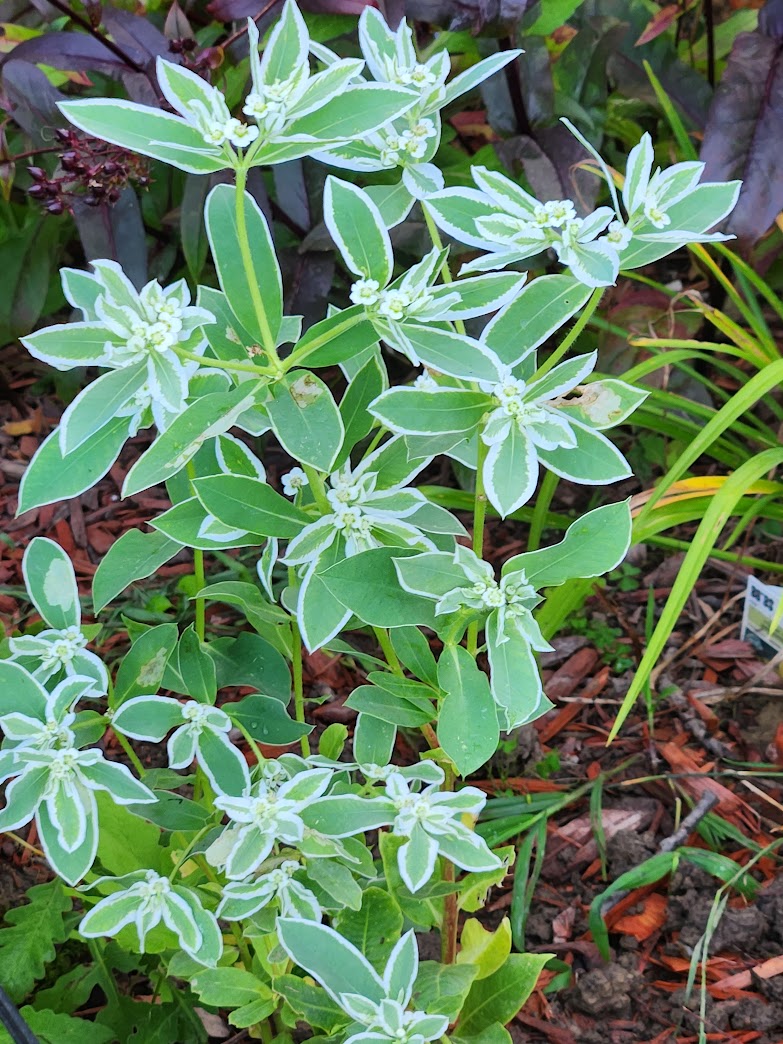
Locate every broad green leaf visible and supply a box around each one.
[288,305,378,368]
[437,645,498,776]
[452,1025,512,1044]
[337,354,386,464]
[324,176,393,283]
[321,548,439,628]
[283,84,416,141]
[370,388,490,436]
[18,419,128,513]
[228,693,312,745]
[0,661,48,719]
[0,881,70,1003]
[205,184,282,351]
[123,386,262,497]
[379,834,444,930]
[334,887,403,972]
[394,324,500,383]
[207,631,291,702]
[412,961,478,1021]
[59,365,147,455]
[458,953,552,1035]
[482,274,593,369]
[22,537,79,630]
[191,967,272,1008]
[390,626,438,688]
[484,424,537,518]
[486,617,550,730]
[346,684,435,727]
[277,919,384,1004]
[93,529,179,613]
[113,624,179,705]
[265,371,344,472]
[150,498,261,551]
[558,378,648,430]
[503,500,632,589]
[60,99,227,174]
[177,626,217,704]
[537,420,631,486]
[457,918,512,980]
[95,793,164,877]
[273,975,346,1035]
[193,475,310,538]
[296,547,353,652]
[305,858,362,911]
[353,713,396,767]
[3,1008,114,1044]
[424,189,495,249]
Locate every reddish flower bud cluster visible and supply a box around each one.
[167,38,224,74]
[27,128,150,215]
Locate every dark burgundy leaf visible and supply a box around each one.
[273,160,311,233]
[700,31,783,246]
[101,9,169,64]
[498,125,599,213]
[0,32,141,75]
[406,0,531,32]
[759,0,783,40]
[206,0,280,24]
[73,186,148,289]
[164,0,194,41]
[1,60,66,143]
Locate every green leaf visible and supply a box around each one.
[130,790,212,832]
[95,793,164,876]
[483,273,593,368]
[318,723,348,761]
[22,537,79,630]
[393,324,500,383]
[324,176,393,283]
[588,852,677,960]
[123,386,262,496]
[194,475,310,538]
[3,1009,114,1044]
[305,859,362,911]
[228,693,312,745]
[320,548,439,628]
[0,881,70,1003]
[333,887,403,971]
[205,184,282,350]
[390,626,439,687]
[346,683,435,727]
[282,84,416,140]
[537,420,631,486]
[503,500,632,589]
[370,387,490,436]
[18,418,127,513]
[337,354,386,464]
[458,953,552,1035]
[452,1025,512,1044]
[437,645,499,776]
[277,919,384,1005]
[60,366,147,455]
[208,630,291,702]
[93,529,179,613]
[353,713,396,767]
[457,918,512,980]
[412,961,478,1021]
[265,371,344,472]
[274,975,347,1034]
[177,625,217,703]
[191,966,272,1008]
[289,305,378,368]
[526,0,588,34]
[113,624,179,705]
[379,834,444,930]
[60,99,227,174]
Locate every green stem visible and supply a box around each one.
[87,939,120,1008]
[302,464,331,513]
[533,286,604,379]
[467,440,489,657]
[440,761,458,964]
[527,469,558,552]
[230,921,254,971]
[172,345,274,375]
[186,461,206,641]
[113,729,145,777]
[235,165,278,361]
[374,626,403,675]
[422,204,467,336]
[285,311,365,369]
[168,826,213,882]
[289,568,310,757]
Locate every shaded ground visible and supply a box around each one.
[3,345,783,1044]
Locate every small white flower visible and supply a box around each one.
[605,219,632,249]
[224,118,259,149]
[282,467,309,497]
[349,278,382,306]
[377,289,412,320]
[413,371,437,390]
[643,198,670,229]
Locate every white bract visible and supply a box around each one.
[218,858,321,921]
[206,768,332,879]
[79,870,223,965]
